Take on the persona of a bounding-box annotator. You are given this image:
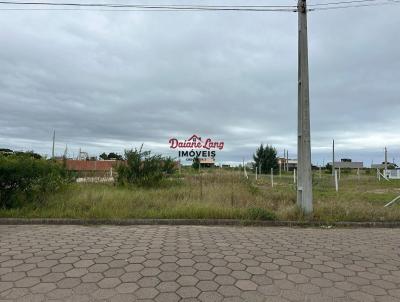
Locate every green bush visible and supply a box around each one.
[246,207,276,221]
[117,147,176,187]
[192,157,200,170]
[325,164,332,173]
[0,154,68,209]
[163,157,176,175]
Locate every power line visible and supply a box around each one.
[0,0,398,12]
[309,0,381,6]
[0,1,297,8]
[0,8,192,11]
[0,8,297,12]
[0,7,296,11]
[0,1,297,10]
[309,0,400,10]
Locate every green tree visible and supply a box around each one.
[325,163,332,173]
[253,144,278,173]
[99,152,108,160]
[107,152,123,160]
[192,157,200,170]
[14,151,42,159]
[99,152,123,160]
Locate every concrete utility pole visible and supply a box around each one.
[332,139,335,176]
[286,150,289,172]
[271,168,274,187]
[283,149,286,172]
[297,0,313,214]
[52,130,55,159]
[242,157,245,177]
[384,147,388,172]
[279,157,282,177]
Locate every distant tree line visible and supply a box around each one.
[0,148,42,159]
[99,152,123,160]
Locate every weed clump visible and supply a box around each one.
[246,207,276,221]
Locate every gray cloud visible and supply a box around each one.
[0,2,399,166]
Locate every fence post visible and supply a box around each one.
[271,168,274,188]
[255,167,258,180]
[293,169,296,184]
[335,169,339,192]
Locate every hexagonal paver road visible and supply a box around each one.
[1,225,400,301]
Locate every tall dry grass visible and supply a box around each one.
[1,168,400,222]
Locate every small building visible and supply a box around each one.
[328,159,363,169]
[384,169,400,179]
[371,162,397,169]
[199,157,215,168]
[62,159,120,177]
[277,157,297,171]
[246,162,255,170]
[286,159,297,171]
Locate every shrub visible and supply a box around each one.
[163,157,176,175]
[325,164,332,173]
[117,146,176,187]
[0,153,68,209]
[192,157,200,170]
[246,207,276,221]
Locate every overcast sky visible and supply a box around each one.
[0,1,399,166]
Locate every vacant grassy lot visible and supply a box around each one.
[1,169,400,222]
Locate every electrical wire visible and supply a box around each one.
[309,0,400,10]
[0,1,297,10]
[0,0,398,12]
[309,0,381,6]
[0,7,296,11]
[0,1,297,8]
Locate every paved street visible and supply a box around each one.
[0,225,400,302]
